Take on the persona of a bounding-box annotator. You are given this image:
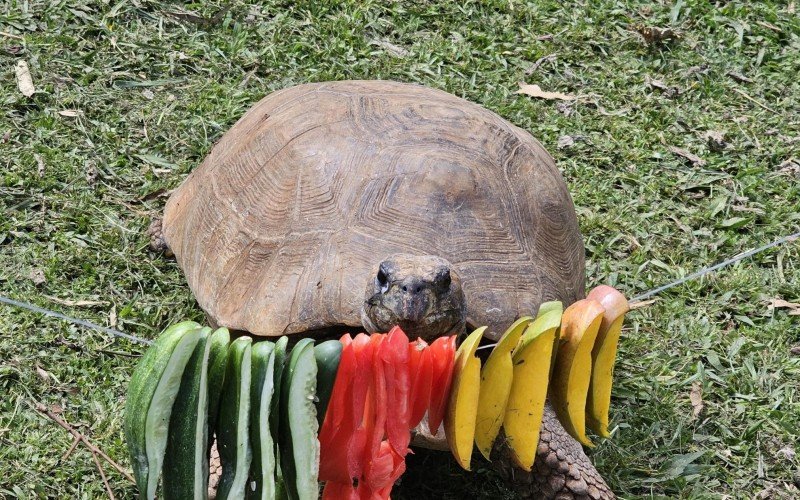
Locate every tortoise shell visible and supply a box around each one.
[162,80,585,340]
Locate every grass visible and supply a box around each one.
[1,0,798,498]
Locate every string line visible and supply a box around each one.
[1,231,797,347]
[630,231,799,301]
[0,295,152,345]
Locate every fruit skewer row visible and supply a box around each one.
[124,285,629,499]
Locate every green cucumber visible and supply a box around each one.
[248,341,276,500]
[269,337,289,439]
[207,327,231,446]
[279,338,319,500]
[125,321,202,499]
[163,326,213,499]
[313,340,342,426]
[217,337,253,500]
[270,336,289,498]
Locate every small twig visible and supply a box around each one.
[733,88,780,115]
[33,401,135,483]
[91,450,117,500]
[61,435,81,461]
[1,31,24,40]
[629,298,659,310]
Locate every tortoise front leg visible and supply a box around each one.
[411,403,615,499]
[492,403,614,499]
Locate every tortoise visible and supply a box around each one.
[152,80,614,499]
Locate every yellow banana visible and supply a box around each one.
[444,327,486,470]
[474,316,533,460]
[503,302,562,470]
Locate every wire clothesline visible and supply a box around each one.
[1,231,798,348]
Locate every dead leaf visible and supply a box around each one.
[705,131,727,152]
[86,165,98,185]
[669,146,707,166]
[634,25,681,44]
[29,268,46,286]
[777,445,796,460]
[58,110,80,117]
[49,403,63,415]
[15,60,35,97]
[516,82,576,101]
[557,135,575,149]
[767,298,800,315]
[684,64,709,77]
[2,131,10,143]
[44,295,108,307]
[555,101,574,116]
[790,2,796,14]
[35,365,52,383]
[777,158,799,176]
[369,39,409,58]
[645,76,680,98]
[690,382,704,418]
[646,76,668,91]
[790,345,800,356]
[34,153,45,177]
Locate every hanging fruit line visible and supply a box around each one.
[123,284,629,499]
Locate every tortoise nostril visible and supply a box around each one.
[402,285,408,292]
[414,286,421,293]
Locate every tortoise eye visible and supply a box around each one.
[376,267,389,291]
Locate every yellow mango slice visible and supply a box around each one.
[444,326,486,470]
[585,285,629,438]
[474,317,533,460]
[503,302,562,470]
[548,299,605,447]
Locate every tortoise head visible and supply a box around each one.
[361,254,466,341]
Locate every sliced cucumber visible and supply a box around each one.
[313,340,342,426]
[125,321,202,500]
[163,326,213,499]
[269,336,289,438]
[279,338,319,500]
[270,336,289,498]
[207,327,231,446]
[248,341,276,500]
[217,336,253,500]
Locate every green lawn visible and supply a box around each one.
[1,1,799,498]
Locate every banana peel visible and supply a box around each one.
[444,327,485,470]
[549,298,605,447]
[503,302,562,470]
[585,285,629,438]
